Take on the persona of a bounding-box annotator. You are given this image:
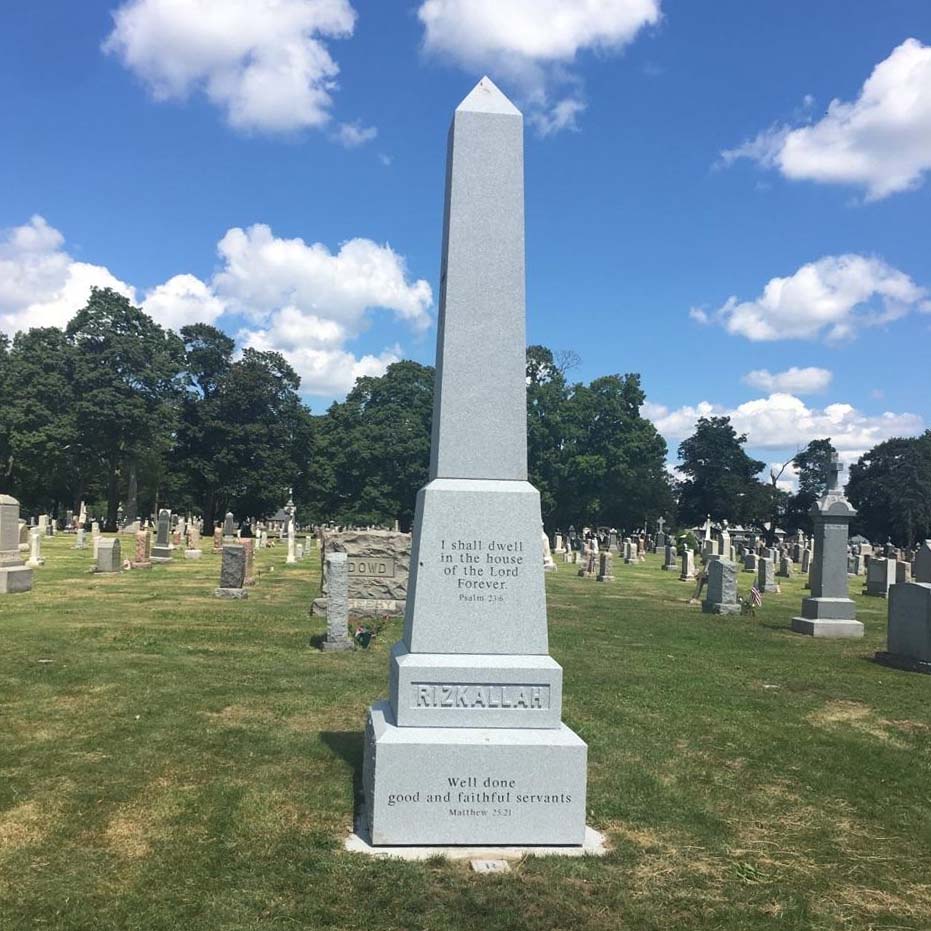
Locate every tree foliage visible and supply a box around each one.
[847,432,931,546]
[676,417,767,526]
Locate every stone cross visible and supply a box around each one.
[827,453,843,492]
[656,517,665,534]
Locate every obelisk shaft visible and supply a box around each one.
[430,77,527,482]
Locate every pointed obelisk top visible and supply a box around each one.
[456,76,521,117]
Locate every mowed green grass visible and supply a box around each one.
[1,537,929,931]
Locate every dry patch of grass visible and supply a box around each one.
[807,700,909,749]
[819,881,931,925]
[0,801,48,855]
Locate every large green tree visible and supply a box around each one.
[847,432,931,545]
[526,345,570,522]
[556,373,673,531]
[0,327,88,514]
[676,416,766,527]
[66,288,185,529]
[309,361,434,528]
[170,345,314,524]
[784,438,836,532]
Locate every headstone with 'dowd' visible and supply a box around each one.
[0,495,33,594]
[322,552,353,652]
[151,509,172,563]
[312,530,411,618]
[214,544,247,599]
[362,79,587,848]
[792,455,862,638]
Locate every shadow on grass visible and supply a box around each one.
[322,730,364,818]
[308,634,327,650]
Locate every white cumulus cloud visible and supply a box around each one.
[417,0,660,134]
[703,254,929,342]
[103,0,360,135]
[644,393,924,464]
[215,223,432,394]
[141,273,226,331]
[0,216,136,335]
[722,38,931,201]
[742,367,832,395]
[0,216,432,398]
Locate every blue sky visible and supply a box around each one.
[2,0,930,482]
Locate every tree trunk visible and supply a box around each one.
[125,460,138,524]
[106,459,120,532]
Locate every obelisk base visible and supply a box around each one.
[362,701,587,847]
[792,596,862,638]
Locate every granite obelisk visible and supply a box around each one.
[362,78,588,847]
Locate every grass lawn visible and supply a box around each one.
[1,536,929,930]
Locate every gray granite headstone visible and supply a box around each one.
[152,508,172,562]
[791,455,863,638]
[0,495,33,594]
[322,552,353,651]
[95,538,121,574]
[913,542,931,583]
[680,549,696,580]
[865,557,895,597]
[757,557,778,593]
[215,544,247,598]
[597,552,614,582]
[878,582,931,671]
[662,543,677,570]
[362,78,587,848]
[702,559,740,614]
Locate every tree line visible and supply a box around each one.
[1,287,929,543]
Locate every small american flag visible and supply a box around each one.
[750,584,763,607]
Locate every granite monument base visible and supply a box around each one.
[0,565,33,594]
[874,651,931,675]
[388,642,563,728]
[322,639,354,652]
[362,701,587,847]
[702,602,741,615]
[792,595,862,638]
[151,546,172,564]
[791,617,864,638]
[346,811,607,860]
[214,588,248,599]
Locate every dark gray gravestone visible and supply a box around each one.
[215,544,247,599]
[152,508,172,562]
[702,559,740,614]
